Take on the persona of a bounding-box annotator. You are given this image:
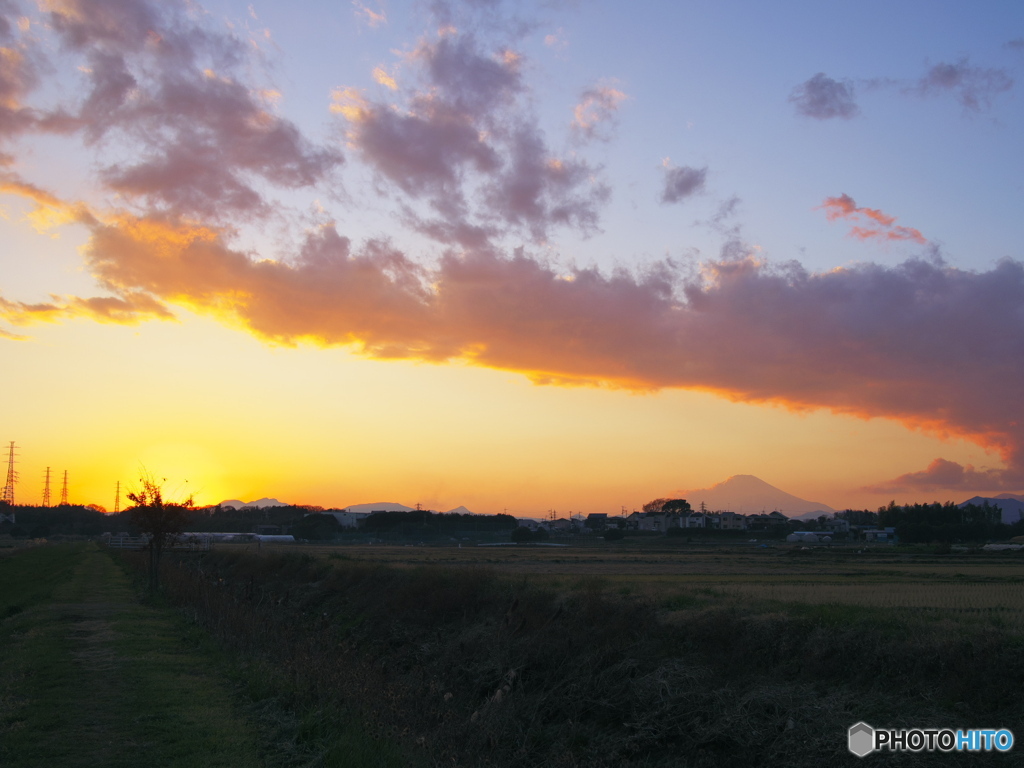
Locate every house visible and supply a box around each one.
[746,511,789,531]
[825,518,850,534]
[718,512,747,530]
[862,528,897,543]
[637,512,680,532]
[683,513,707,528]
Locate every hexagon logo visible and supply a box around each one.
[848,722,875,757]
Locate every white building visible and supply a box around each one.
[325,511,371,528]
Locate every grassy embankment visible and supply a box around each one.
[152,541,1024,767]
[0,543,408,768]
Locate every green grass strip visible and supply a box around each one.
[0,544,261,768]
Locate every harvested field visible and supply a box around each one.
[140,539,1024,766]
[241,539,1024,632]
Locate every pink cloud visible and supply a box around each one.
[39,0,342,219]
[571,83,627,141]
[335,29,607,244]
[864,458,1016,495]
[820,194,927,245]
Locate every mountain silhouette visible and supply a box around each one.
[218,497,288,509]
[675,475,836,517]
[342,502,416,514]
[960,495,1024,524]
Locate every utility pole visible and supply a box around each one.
[2,442,16,505]
[42,467,52,507]
[59,470,68,506]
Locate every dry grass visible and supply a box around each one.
[246,540,1024,633]
[124,541,1024,767]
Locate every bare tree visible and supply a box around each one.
[127,475,194,591]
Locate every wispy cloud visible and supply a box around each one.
[820,194,926,245]
[910,58,1013,112]
[795,58,1014,118]
[0,290,174,327]
[544,28,567,51]
[353,1,387,28]
[571,82,626,141]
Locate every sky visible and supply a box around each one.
[1,0,1022,515]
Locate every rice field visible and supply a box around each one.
[709,580,1024,616]
[229,537,1024,630]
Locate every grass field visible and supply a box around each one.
[247,538,1024,632]
[161,538,1024,766]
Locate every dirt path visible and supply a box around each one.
[0,544,262,768]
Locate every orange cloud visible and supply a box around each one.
[820,194,927,244]
[0,290,174,326]
[372,66,397,90]
[0,173,94,231]
[0,326,27,340]
[52,211,1024,493]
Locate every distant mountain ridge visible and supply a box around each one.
[341,502,416,514]
[218,499,481,515]
[959,496,1024,525]
[219,498,289,509]
[675,475,837,517]
[342,502,478,515]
